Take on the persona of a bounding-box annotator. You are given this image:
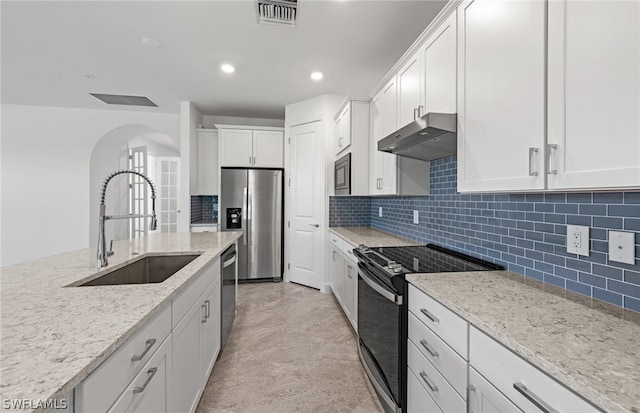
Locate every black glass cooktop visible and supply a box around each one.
[356,244,503,275]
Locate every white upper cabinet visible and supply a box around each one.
[398,51,423,128]
[253,130,284,167]
[547,0,640,190]
[219,129,253,167]
[335,104,352,155]
[422,12,457,115]
[218,126,284,168]
[457,0,546,192]
[195,129,218,195]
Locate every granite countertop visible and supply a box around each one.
[190,222,218,226]
[0,231,242,413]
[329,226,421,247]
[407,271,640,413]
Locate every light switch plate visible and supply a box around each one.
[413,210,419,224]
[379,207,383,218]
[608,231,636,265]
[566,225,589,256]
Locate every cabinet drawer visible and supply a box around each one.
[406,368,442,413]
[172,258,220,328]
[75,304,171,413]
[407,340,466,413]
[470,327,599,413]
[408,284,468,359]
[107,335,172,413]
[339,241,357,265]
[329,232,344,250]
[408,312,467,399]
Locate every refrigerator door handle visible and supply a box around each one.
[247,187,252,245]
[242,187,248,246]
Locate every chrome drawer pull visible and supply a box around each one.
[513,382,559,413]
[419,371,439,392]
[131,338,156,362]
[419,339,439,357]
[205,300,211,318]
[133,367,158,394]
[201,304,207,323]
[420,308,439,323]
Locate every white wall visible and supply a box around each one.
[202,115,284,128]
[179,101,202,232]
[1,104,179,266]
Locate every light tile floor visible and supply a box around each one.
[196,282,383,413]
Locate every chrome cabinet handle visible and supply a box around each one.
[419,339,439,357]
[547,144,558,175]
[133,367,158,394]
[418,105,424,117]
[419,371,439,392]
[201,304,207,323]
[529,147,539,176]
[249,156,252,164]
[420,308,439,323]
[513,383,559,413]
[131,339,156,362]
[346,266,353,279]
[205,300,211,319]
[253,156,256,164]
[413,107,420,120]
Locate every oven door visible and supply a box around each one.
[357,261,403,413]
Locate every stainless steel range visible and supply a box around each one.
[353,244,503,413]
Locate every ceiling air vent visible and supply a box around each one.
[90,93,158,107]
[256,0,297,27]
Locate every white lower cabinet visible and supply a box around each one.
[327,232,357,331]
[107,336,172,413]
[468,367,522,413]
[75,255,224,413]
[406,367,443,413]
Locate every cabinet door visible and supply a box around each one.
[423,12,457,115]
[468,367,523,413]
[329,245,340,293]
[172,300,205,413]
[336,104,352,155]
[457,0,545,192]
[252,130,284,167]
[196,130,218,195]
[398,51,423,129]
[406,368,443,413]
[547,0,640,190]
[200,281,221,383]
[107,337,172,413]
[369,92,384,194]
[344,260,357,331]
[333,248,345,306]
[219,129,253,167]
[380,77,398,194]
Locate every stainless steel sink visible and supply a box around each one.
[78,254,200,286]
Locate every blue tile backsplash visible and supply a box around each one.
[329,156,640,313]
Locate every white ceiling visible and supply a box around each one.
[1,0,447,119]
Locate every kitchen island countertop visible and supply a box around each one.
[408,271,640,413]
[0,231,242,412]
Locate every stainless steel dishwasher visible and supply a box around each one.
[221,244,237,348]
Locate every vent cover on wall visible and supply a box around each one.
[256,0,297,27]
[90,93,158,107]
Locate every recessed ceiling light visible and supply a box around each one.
[310,71,324,81]
[141,37,160,48]
[221,64,235,74]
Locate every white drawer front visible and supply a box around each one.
[329,232,344,249]
[469,367,523,413]
[340,241,357,265]
[408,284,468,359]
[172,258,219,328]
[107,335,172,413]
[407,368,443,413]
[470,327,599,413]
[76,304,171,413]
[408,340,466,413]
[408,312,467,399]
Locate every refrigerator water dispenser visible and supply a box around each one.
[226,208,242,229]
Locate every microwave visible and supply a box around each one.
[335,153,351,195]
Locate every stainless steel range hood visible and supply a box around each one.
[378,113,457,162]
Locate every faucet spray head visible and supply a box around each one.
[150,214,158,231]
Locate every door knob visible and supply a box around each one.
[309,224,319,228]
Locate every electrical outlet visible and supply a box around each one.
[413,210,419,224]
[566,225,589,256]
[608,231,636,265]
[379,207,383,218]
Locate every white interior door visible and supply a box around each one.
[288,121,324,290]
[157,157,180,233]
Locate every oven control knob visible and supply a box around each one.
[357,244,370,252]
[389,263,403,273]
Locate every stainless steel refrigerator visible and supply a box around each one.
[220,168,283,281]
